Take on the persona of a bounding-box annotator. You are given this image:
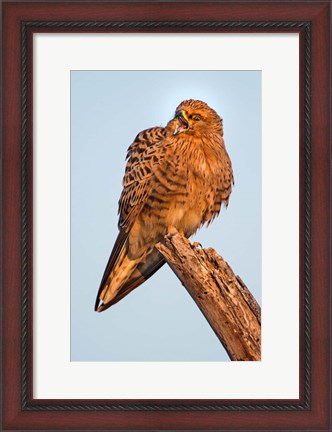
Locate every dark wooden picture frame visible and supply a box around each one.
[2,1,330,430]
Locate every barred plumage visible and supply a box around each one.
[95,99,234,312]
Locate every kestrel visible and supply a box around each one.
[95,99,234,312]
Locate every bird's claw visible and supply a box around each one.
[167,226,179,236]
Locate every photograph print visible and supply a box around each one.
[70,70,261,362]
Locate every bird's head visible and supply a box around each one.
[171,99,223,137]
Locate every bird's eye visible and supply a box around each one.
[193,115,201,121]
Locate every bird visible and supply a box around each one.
[95,99,234,312]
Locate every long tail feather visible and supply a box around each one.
[96,248,165,312]
[94,229,128,311]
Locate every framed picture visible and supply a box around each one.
[2,1,330,431]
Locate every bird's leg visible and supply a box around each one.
[167,226,187,238]
[167,226,180,236]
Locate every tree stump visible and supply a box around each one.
[156,230,261,361]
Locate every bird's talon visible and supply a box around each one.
[167,226,178,236]
[192,241,203,249]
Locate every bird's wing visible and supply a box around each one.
[95,127,167,311]
[118,127,167,230]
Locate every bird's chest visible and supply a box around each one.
[164,148,219,233]
[186,148,219,198]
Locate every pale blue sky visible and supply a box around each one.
[71,71,261,361]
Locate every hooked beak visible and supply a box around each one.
[173,110,189,135]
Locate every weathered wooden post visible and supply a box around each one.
[156,230,261,361]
